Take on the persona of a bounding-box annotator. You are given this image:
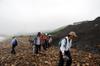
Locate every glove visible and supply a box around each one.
[63,55,69,61]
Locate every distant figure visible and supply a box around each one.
[32,35,36,54]
[40,33,47,50]
[28,35,33,46]
[34,32,41,54]
[32,44,35,54]
[48,35,53,47]
[11,36,18,54]
[58,31,77,66]
[45,33,49,48]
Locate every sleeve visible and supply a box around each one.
[60,39,66,54]
[68,39,72,49]
[10,39,14,45]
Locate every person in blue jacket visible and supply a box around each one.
[11,36,18,54]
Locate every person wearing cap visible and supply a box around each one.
[48,35,53,47]
[58,31,77,66]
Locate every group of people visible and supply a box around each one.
[29,32,53,54]
[10,32,53,55]
[10,31,78,66]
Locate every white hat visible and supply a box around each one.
[68,31,77,37]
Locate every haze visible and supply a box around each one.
[0,0,100,35]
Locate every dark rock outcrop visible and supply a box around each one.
[53,17,100,54]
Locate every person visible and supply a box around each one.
[28,35,33,46]
[58,31,77,66]
[30,35,35,54]
[48,35,53,47]
[11,36,18,54]
[39,33,46,51]
[32,43,35,54]
[34,32,41,54]
[42,33,49,49]
[45,33,49,48]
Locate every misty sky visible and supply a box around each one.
[0,0,100,35]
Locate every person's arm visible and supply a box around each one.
[10,39,14,45]
[60,39,66,55]
[67,39,72,50]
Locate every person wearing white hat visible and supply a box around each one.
[58,31,77,66]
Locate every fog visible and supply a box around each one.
[0,0,100,35]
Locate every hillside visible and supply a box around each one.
[0,36,100,66]
[52,17,100,54]
[0,17,100,66]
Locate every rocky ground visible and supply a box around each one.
[0,37,100,66]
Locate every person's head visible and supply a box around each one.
[12,36,16,39]
[48,35,52,38]
[37,32,41,37]
[68,31,77,40]
[45,33,48,36]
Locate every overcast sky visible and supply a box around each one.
[0,0,100,35]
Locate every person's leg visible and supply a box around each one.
[45,40,47,48]
[11,45,16,54]
[43,43,46,50]
[33,45,35,54]
[58,51,64,66]
[48,43,50,48]
[65,51,72,66]
[13,45,16,54]
[35,45,38,54]
[44,40,47,50]
[11,45,14,54]
[39,44,41,51]
[47,41,49,48]
[37,45,40,53]
[45,40,49,48]
[45,40,48,48]
[48,42,51,48]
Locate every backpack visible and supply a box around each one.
[13,39,18,46]
[33,37,37,44]
[59,38,67,48]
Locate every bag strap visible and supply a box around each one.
[59,38,67,48]
[64,38,67,48]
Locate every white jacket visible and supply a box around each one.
[60,36,72,54]
[36,37,41,45]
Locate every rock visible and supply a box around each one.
[44,61,49,64]
[5,63,8,66]
[85,63,89,66]
[26,62,29,65]
[0,36,100,66]
[82,64,86,66]
[88,53,92,59]
[77,62,80,66]
[11,64,15,66]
